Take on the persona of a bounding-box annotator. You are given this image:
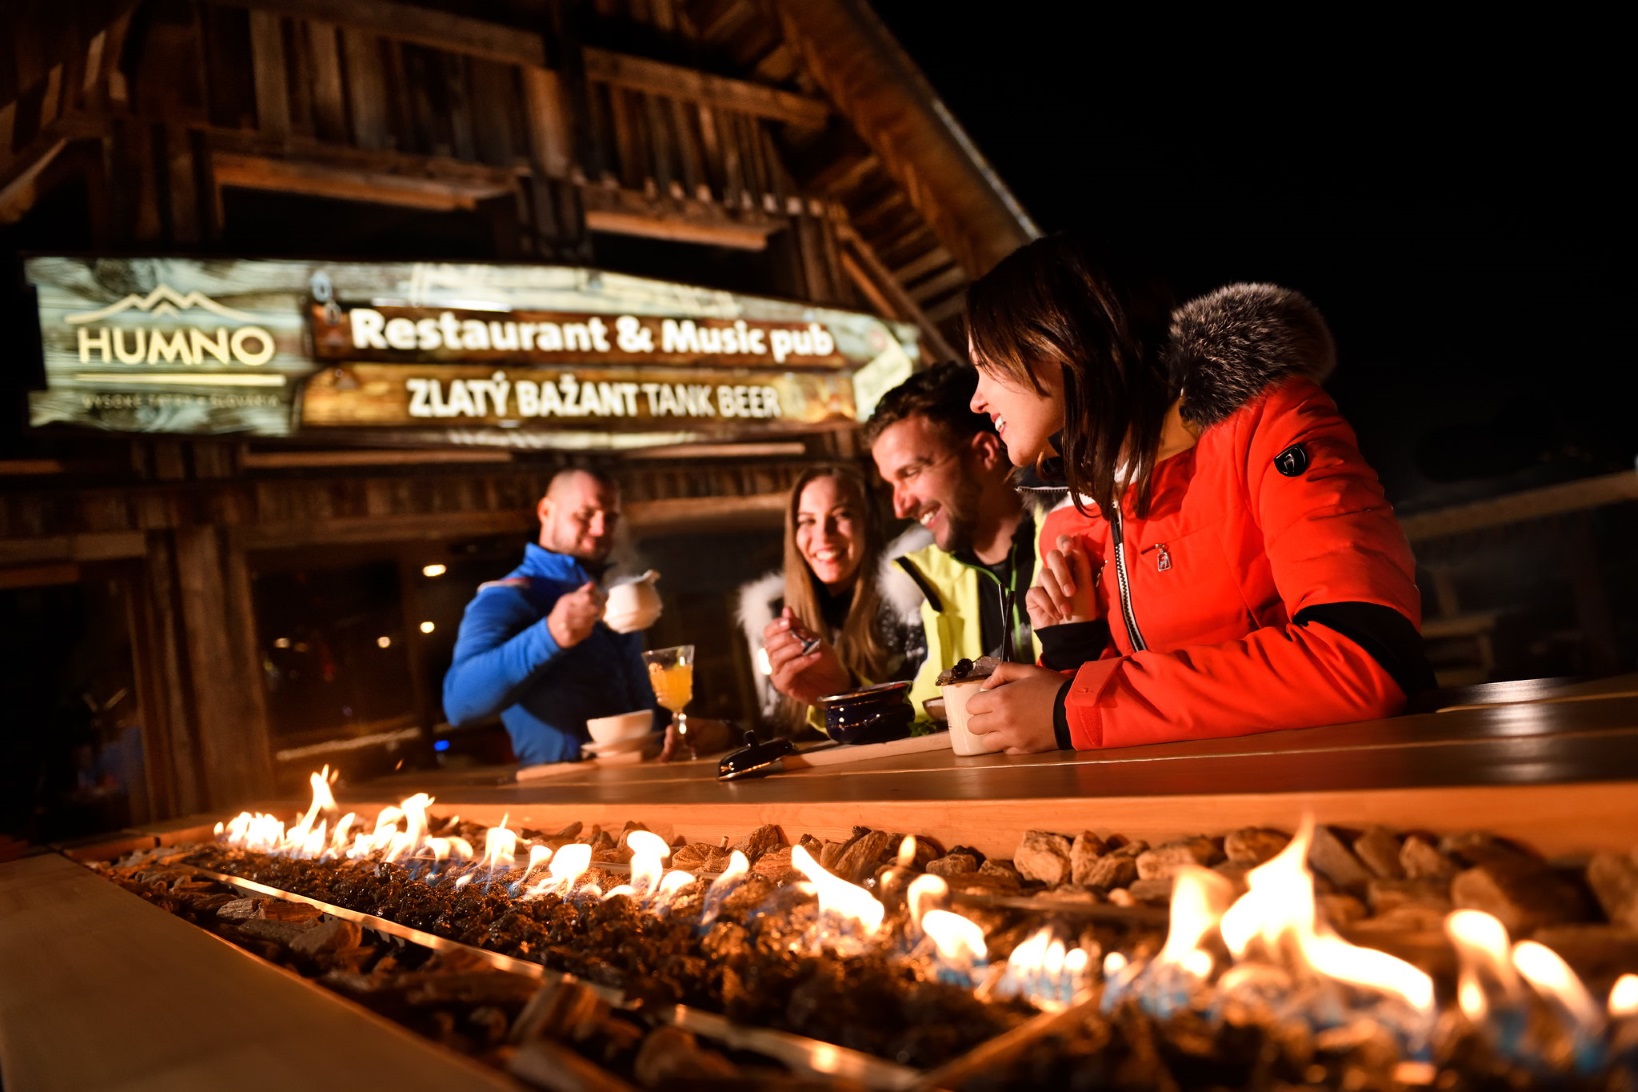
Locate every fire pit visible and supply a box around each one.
[73,766,1638,1090]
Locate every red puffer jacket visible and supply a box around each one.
[1037,284,1431,749]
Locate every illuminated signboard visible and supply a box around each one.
[26,257,919,449]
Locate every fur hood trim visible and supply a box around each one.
[1169,283,1336,429]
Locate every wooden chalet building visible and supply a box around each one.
[0,0,1038,838]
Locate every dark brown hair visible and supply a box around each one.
[965,233,1175,516]
[863,360,996,450]
[776,465,892,728]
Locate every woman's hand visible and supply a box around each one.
[1029,534,1098,626]
[964,662,1065,753]
[762,607,851,705]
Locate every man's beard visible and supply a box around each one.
[545,530,612,571]
[934,475,983,555]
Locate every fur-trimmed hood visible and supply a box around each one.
[1168,282,1336,428]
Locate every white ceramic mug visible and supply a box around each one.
[941,678,1002,756]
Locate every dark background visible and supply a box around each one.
[871,6,1633,513]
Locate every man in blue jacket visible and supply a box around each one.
[443,468,659,765]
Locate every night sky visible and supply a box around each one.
[871,7,1633,512]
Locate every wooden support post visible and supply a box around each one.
[161,125,201,245]
[443,52,476,161]
[304,19,347,142]
[667,95,705,201]
[339,29,390,150]
[521,66,572,179]
[173,524,276,811]
[247,10,291,143]
[543,0,601,181]
[139,532,204,818]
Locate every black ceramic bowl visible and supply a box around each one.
[817,680,915,745]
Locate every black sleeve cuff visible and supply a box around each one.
[1294,601,1437,703]
[1052,678,1073,750]
[1037,619,1111,671]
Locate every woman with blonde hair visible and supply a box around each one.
[737,464,926,734]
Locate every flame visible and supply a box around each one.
[1513,940,1606,1037]
[697,850,750,929]
[1610,973,1638,1017]
[527,842,592,899]
[1219,816,1434,1013]
[922,908,986,966]
[896,836,917,869]
[290,766,338,842]
[626,830,672,897]
[655,870,696,900]
[906,874,948,933]
[998,927,1092,1009]
[523,844,553,878]
[1445,909,1526,1021]
[481,817,517,872]
[791,845,884,937]
[1156,865,1235,981]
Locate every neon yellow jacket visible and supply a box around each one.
[896,516,1044,719]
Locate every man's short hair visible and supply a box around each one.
[544,465,617,498]
[863,361,996,448]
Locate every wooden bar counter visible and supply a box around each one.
[340,677,1638,859]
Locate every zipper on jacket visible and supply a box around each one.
[971,541,1029,661]
[1110,504,1148,652]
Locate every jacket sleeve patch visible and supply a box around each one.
[477,576,531,593]
[1273,442,1310,477]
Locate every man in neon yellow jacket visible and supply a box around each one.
[867,363,1045,716]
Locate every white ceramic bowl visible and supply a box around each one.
[586,710,653,745]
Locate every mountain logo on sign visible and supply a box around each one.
[65,284,261,325]
[66,284,276,368]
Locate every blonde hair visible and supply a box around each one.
[775,465,893,730]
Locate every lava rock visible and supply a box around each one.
[1070,831,1108,886]
[1014,830,1073,886]
[1587,850,1638,929]
[1352,826,1406,880]
[1083,854,1139,892]
[1451,858,1592,935]
[1400,835,1459,881]
[1306,826,1372,892]
[1224,827,1290,866]
[926,852,979,878]
[1136,836,1219,880]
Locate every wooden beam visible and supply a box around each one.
[212,0,546,67]
[212,150,513,210]
[836,220,958,362]
[1398,470,1638,542]
[622,441,807,460]
[582,47,828,128]
[243,449,514,469]
[245,509,530,549]
[621,491,786,533]
[581,184,779,249]
[0,137,68,225]
[0,563,80,590]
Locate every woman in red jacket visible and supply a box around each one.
[962,234,1433,752]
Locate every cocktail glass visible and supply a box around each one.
[642,644,696,759]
